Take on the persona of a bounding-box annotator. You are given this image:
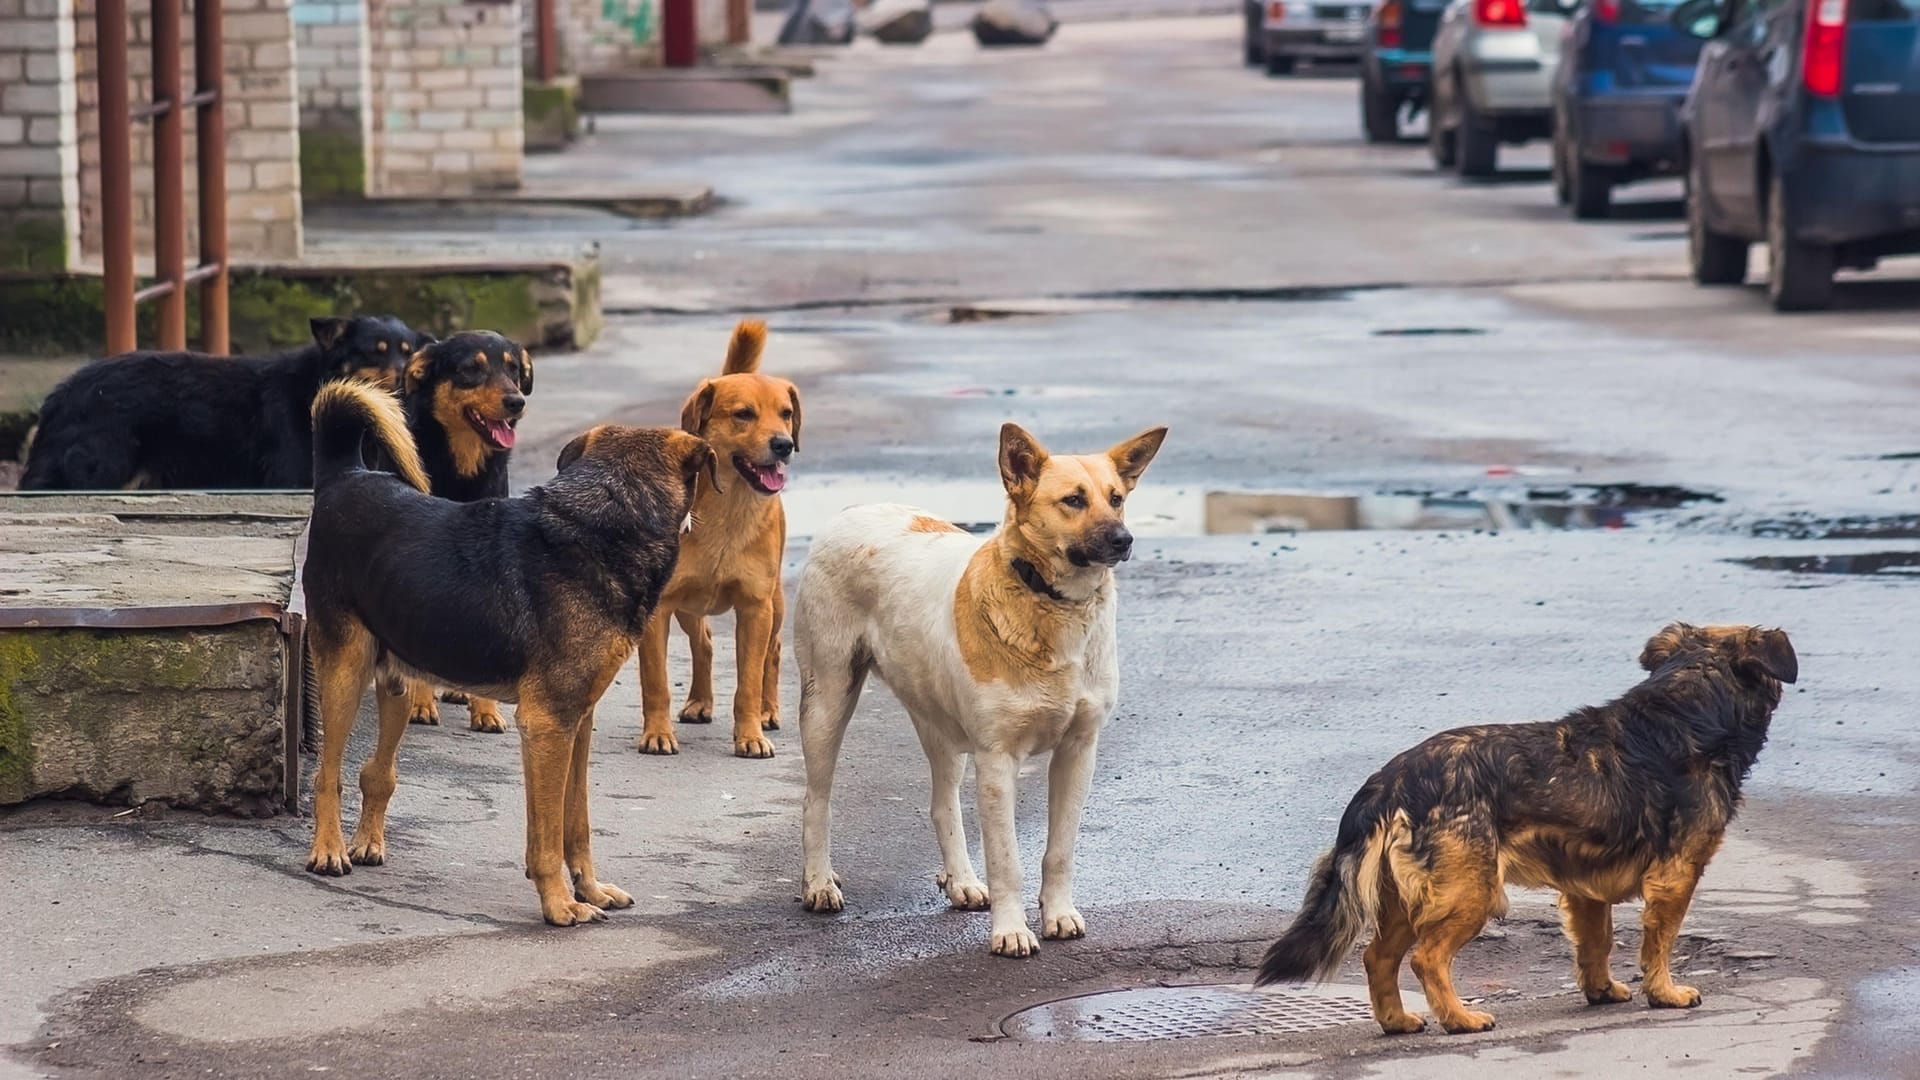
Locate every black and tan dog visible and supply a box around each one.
[386,331,534,735]
[21,315,420,491]
[301,380,714,925]
[1256,623,1797,1034]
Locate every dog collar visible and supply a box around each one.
[1010,558,1070,603]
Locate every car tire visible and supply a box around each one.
[1570,160,1612,220]
[1455,87,1498,178]
[1551,128,1572,206]
[1362,77,1399,143]
[1428,77,1457,169]
[1766,174,1834,312]
[1687,154,1748,286]
[1244,6,1263,65]
[1266,52,1296,76]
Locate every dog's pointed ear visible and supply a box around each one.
[403,343,434,397]
[519,348,534,395]
[1639,622,1695,672]
[557,425,604,472]
[680,381,717,436]
[998,422,1049,499]
[1108,426,1167,492]
[1739,627,1798,685]
[310,317,348,351]
[786,383,802,453]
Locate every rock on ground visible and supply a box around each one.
[972,0,1057,45]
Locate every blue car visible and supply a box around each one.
[1550,0,1705,218]
[1674,0,1920,310]
[1360,0,1447,142]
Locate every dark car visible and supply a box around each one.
[1549,0,1705,217]
[1360,0,1448,141]
[1675,0,1920,310]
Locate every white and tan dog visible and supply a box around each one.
[794,422,1167,956]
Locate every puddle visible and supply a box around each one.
[1371,326,1488,337]
[998,983,1398,1043]
[780,480,1714,539]
[1750,515,1920,540]
[1730,552,1920,577]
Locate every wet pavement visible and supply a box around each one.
[8,11,1920,1080]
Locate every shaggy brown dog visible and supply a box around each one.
[637,319,801,759]
[1256,624,1796,1034]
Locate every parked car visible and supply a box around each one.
[1245,0,1374,75]
[1549,0,1704,217]
[1360,0,1448,141]
[1428,0,1570,176]
[1675,0,1920,310]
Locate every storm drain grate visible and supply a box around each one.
[999,984,1391,1043]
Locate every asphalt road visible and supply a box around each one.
[8,13,1920,1080]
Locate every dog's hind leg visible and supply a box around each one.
[1039,731,1098,940]
[674,611,716,725]
[1639,855,1710,1008]
[518,700,605,927]
[976,750,1039,958]
[1560,894,1631,1005]
[638,612,681,755]
[1407,836,1500,1033]
[1364,881,1426,1034]
[405,678,441,726]
[347,677,413,866]
[920,733,988,911]
[305,623,374,876]
[797,642,868,913]
[564,710,633,911]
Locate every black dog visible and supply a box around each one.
[20,316,423,491]
[301,379,713,925]
[1256,623,1796,1035]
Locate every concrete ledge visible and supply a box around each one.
[524,76,583,153]
[580,67,792,115]
[343,184,716,220]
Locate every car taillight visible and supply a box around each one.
[1473,0,1527,27]
[1593,0,1619,23]
[1803,0,1846,97]
[1267,0,1286,19]
[1379,0,1403,46]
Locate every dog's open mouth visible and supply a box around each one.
[464,407,517,451]
[733,454,787,495]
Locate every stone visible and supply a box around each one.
[778,0,855,46]
[862,0,932,44]
[972,0,1055,46]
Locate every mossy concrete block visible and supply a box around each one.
[300,128,369,199]
[0,623,288,816]
[0,212,70,274]
[524,77,581,153]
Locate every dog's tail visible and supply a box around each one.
[721,319,768,375]
[1255,794,1403,986]
[310,379,428,493]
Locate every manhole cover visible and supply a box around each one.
[999,984,1404,1043]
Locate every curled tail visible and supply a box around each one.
[1255,802,1401,986]
[310,380,427,493]
[721,318,768,374]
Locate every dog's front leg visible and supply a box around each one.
[1039,732,1098,940]
[404,678,441,726]
[730,600,777,758]
[564,710,632,912]
[758,585,785,732]
[975,750,1038,957]
[1639,856,1709,1008]
[520,703,605,926]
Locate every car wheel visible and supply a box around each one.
[1362,77,1399,143]
[1266,52,1296,76]
[1244,6,1262,65]
[1550,128,1571,206]
[1766,174,1834,312]
[1428,77,1457,169]
[1570,159,1612,220]
[1687,154,1748,286]
[1455,85,1498,178]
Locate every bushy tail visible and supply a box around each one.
[722,318,768,374]
[310,380,427,493]
[1255,806,1399,986]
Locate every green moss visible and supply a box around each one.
[225,274,349,354]
[523,78,582,152]
[0,213,70,274]
[0,636,38,795]
[299,129,368,200]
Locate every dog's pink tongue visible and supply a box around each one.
[486,419,517,449]
[757,463,787,493]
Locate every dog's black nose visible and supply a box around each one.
[503,393,526,416]
[769,434,795,459]
[1107,527,1133,561]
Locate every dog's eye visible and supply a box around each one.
[733,408,756,421]
[1109,492,1124,508]
[1061,493,1087,510]
[780,408,793,420]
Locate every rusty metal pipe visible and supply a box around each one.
[151,0,186,349]
[536,0,558,82]
[195,0,229,354]
[95,0,135,354]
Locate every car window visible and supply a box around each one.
[1853,0,1919,20]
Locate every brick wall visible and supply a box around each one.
[365,0,523,196]
[70,0,304,262]
[292,0,369,196]
[520,0,657,74]
[0,0,83,272]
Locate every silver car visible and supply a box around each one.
[1244,0,1373,75]
[1427,0,1569,175]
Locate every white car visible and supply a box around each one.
[1243,0,1373,75]
[1427,0,1569,175]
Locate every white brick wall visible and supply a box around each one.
[366,0,522,196]
[0,0,82,269]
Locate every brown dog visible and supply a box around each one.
[1256,623,1796,1034]
[638,319,799,759]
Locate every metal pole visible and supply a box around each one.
[663,0,696,67]
[95,0,136,354]
[536,0,558,82]
[195,0,229,354]
[151,0,186,349]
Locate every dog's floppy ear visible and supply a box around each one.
[667,430,721,494]
[519,348,534,395]
[680,381,717,436]
[786,383,802,452]
[310,317,348,351]
[557,425,605,472]
[1639,622,1695,672]
[1738,627,1798,685]
[1108,425,1167,492]
[998,422,1049,499]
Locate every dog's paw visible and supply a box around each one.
[576,880,634,910]
[1440,1010,1497,1034]
[802,873,844,912]
[1041,906,1086,940]
[734,733,776,759]
[678,701,715,725]
[347,837,386,867]
[638,731,680,755]
[1584,979,1633,1005]
[760,710,782,731]
[467,703,507,734]
[1646,983,1701,1009]
[543,900,608,927]
[306,843,352,876]
[407,703,440,726]
[937,872,990,911]
[1377,1011,1427,1035]
[990,925,1040,958]
[440,690,469,705]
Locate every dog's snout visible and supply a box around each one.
[502,393,527,416]
[769,434,795,460]
[1105,526,1134,561]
